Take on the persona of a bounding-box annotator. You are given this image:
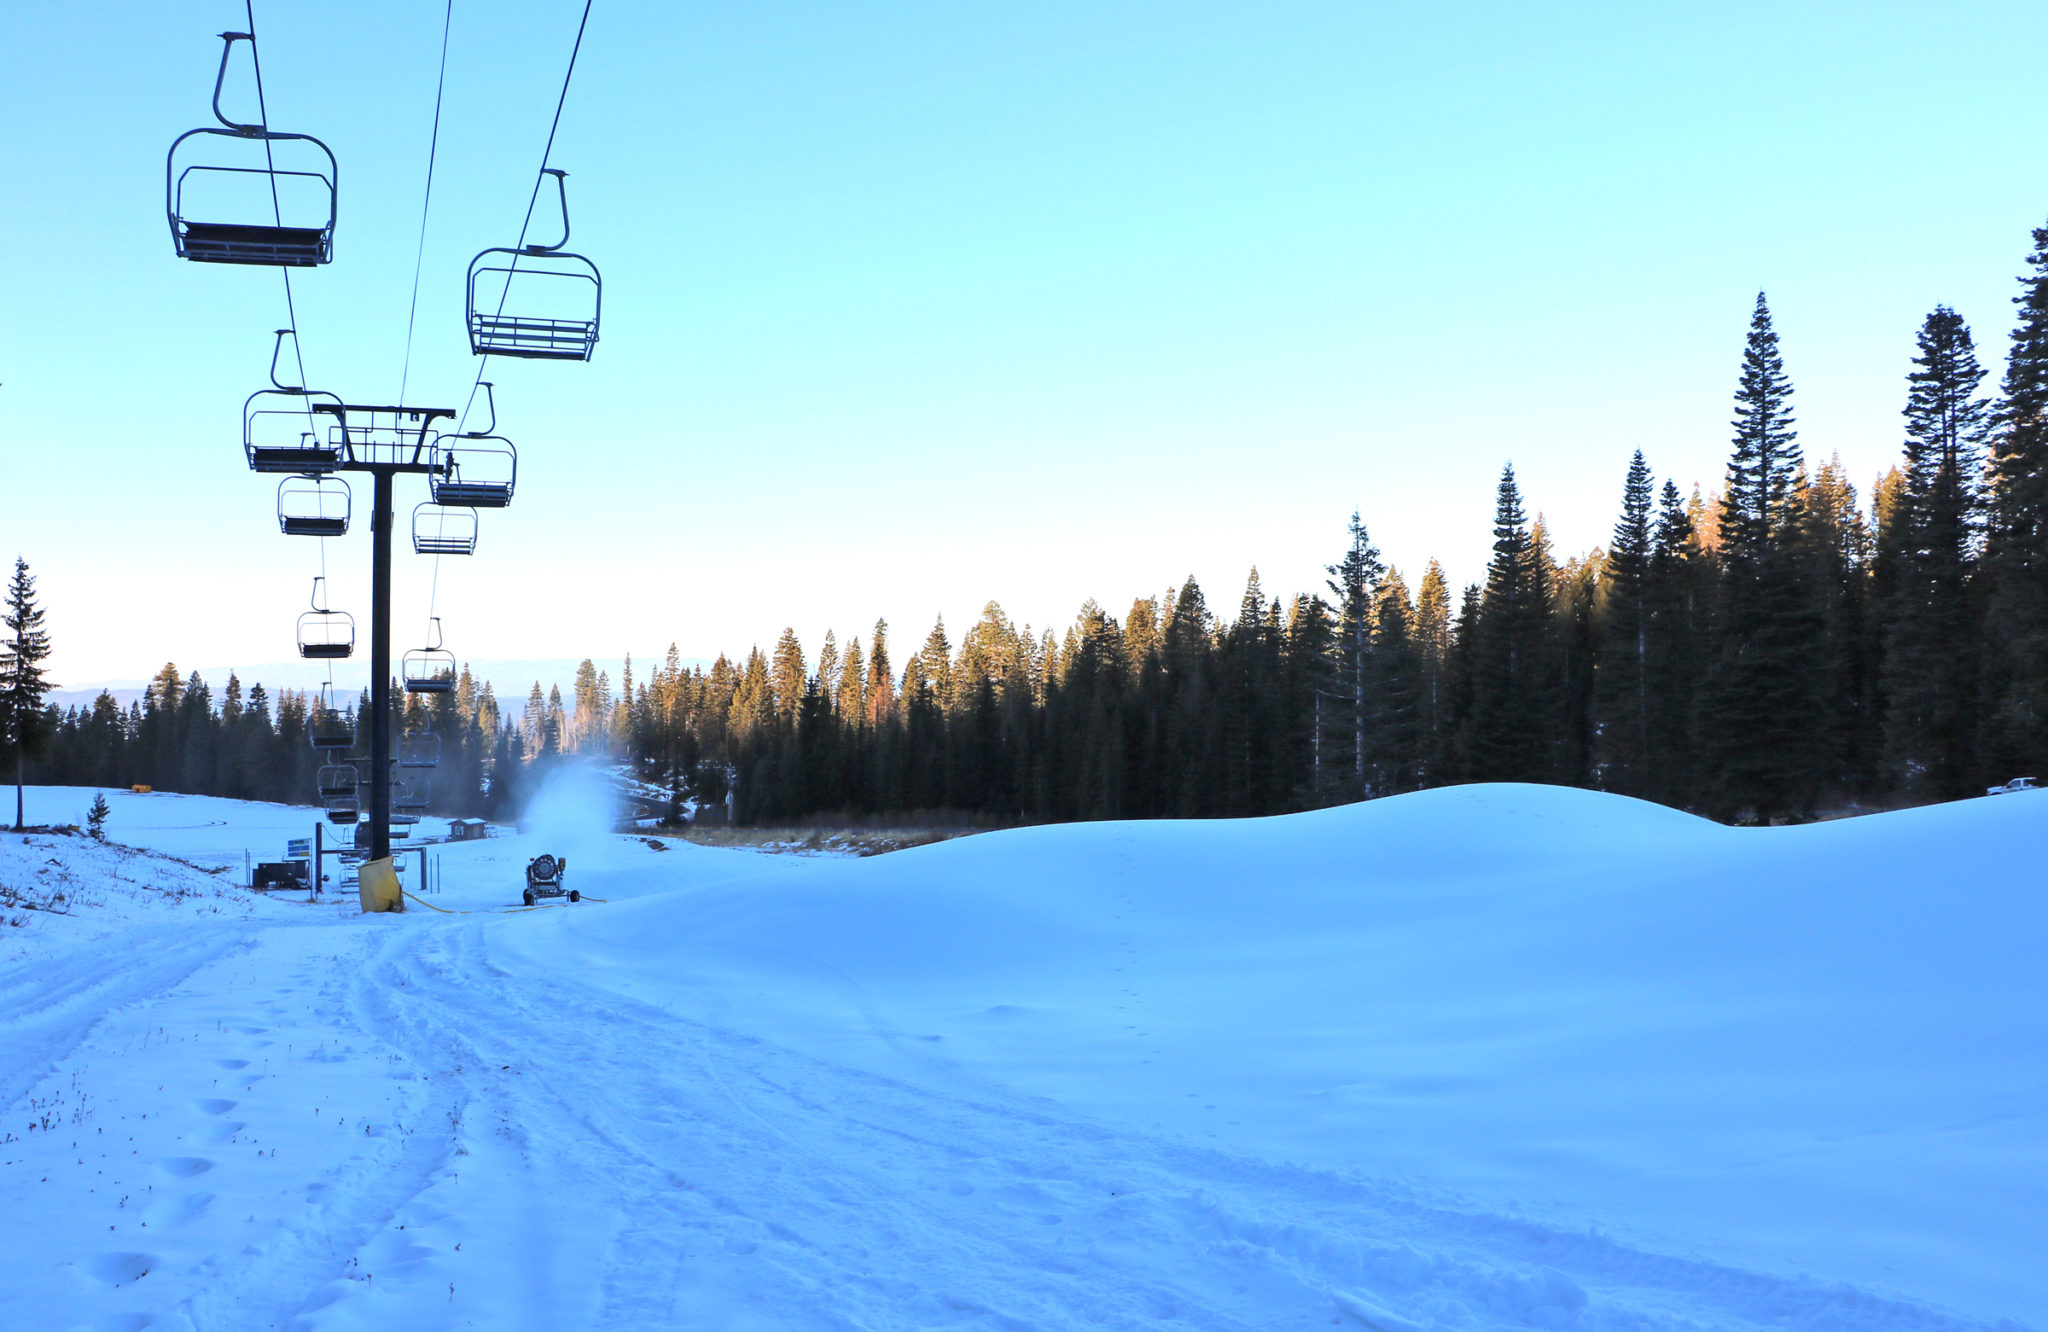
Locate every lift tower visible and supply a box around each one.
[308,402,454,864]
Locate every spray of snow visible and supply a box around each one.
[519,762,623,871]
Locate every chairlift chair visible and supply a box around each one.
[432,384,516,509]
[325,794,360,826]
[399,730,441,769]
[316,762,359,801]
[411,503,478,556]
[278,475,350,536]
[297,578,354,659]
[392,778,429,816]
[246,333,343,472]
[403,618,456,694]
[310,685,356,751]
[467,170,600,360]
[167,34,336,267]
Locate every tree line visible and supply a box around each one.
[18,220,2048,826]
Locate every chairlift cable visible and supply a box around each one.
[397,0,456,408]
[241,1,313,401]
[455,0,595,437]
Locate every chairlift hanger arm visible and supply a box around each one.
[526,169,571,254]
[213,32,262,134]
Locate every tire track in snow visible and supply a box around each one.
[0,923,251,1113]
[336,913,2015,1332]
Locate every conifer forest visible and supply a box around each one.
[26,225,2048,826]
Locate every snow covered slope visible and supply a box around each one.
[1,782,2041,1329]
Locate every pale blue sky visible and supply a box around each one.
[4,1,2045,687]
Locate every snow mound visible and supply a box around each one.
[520,783,2048,1321]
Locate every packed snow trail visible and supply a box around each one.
[1,784,2041,1329]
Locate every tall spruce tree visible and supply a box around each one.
[2,558,55,830]
[1644,480,1708,804]
[1882,306,1992,797]
[1462,465,1560,781]
[1595,451,1656,793]
[1323,512,1384,798]
[1703,294,1824,819]
[1982,223,2048,779]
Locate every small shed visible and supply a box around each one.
[448,818,490,843]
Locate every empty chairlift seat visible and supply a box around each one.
[310,686,356,751]
[325,795,361,826]
[316,762,359,800]
[399,731,441,769]
[166,35,336,267]
[392,778,429,816]
[297,577,354,660]
[411,503,478,556]
[404,618,456,694]
[466,170,600,360]
[278,475,350,536]
[245,334,342,472]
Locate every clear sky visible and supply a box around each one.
[4,1,2046,690]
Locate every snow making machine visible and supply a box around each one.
[523,854,579,907]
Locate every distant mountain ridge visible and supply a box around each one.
[46,654,712,714]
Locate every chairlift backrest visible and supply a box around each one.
[167,34,336,267]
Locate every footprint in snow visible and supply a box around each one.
[203,1121,246,1145]
[156,1157,213,1178]
[143,1190,213,1228]
[214,1059,249,1070]
[195,1099,236,1116]
[232,1026,267,1036]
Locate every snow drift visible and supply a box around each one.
[1,782,2041,1329]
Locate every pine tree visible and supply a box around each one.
[1324,513,1384,798]
[1982,223,2048,780]
[770,629,807,723]
[1595,452,1655,792]
[1413,560,1453,781]
[1803,454,1877,794]
[2,558,56,830]
[1703,294,1824,819]
[1462,465,1559,781]
[1721,294,1803,559]
[1369,568,1421,792]
[87,791,110,840]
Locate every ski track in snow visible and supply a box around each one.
[0,786,2038,1330]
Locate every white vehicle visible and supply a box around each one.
[1986,776,2039,796]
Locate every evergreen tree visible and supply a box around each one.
[1323,513,1384,798]
[1413,560,1453,781]
[1595,451,1655,792]
[1462,465,1559,781]
[1703,294,1824,819]
[87,790,110,840]
[1,558,55,829]
[1982,223,2048,779]
[1643,479,1709,805]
